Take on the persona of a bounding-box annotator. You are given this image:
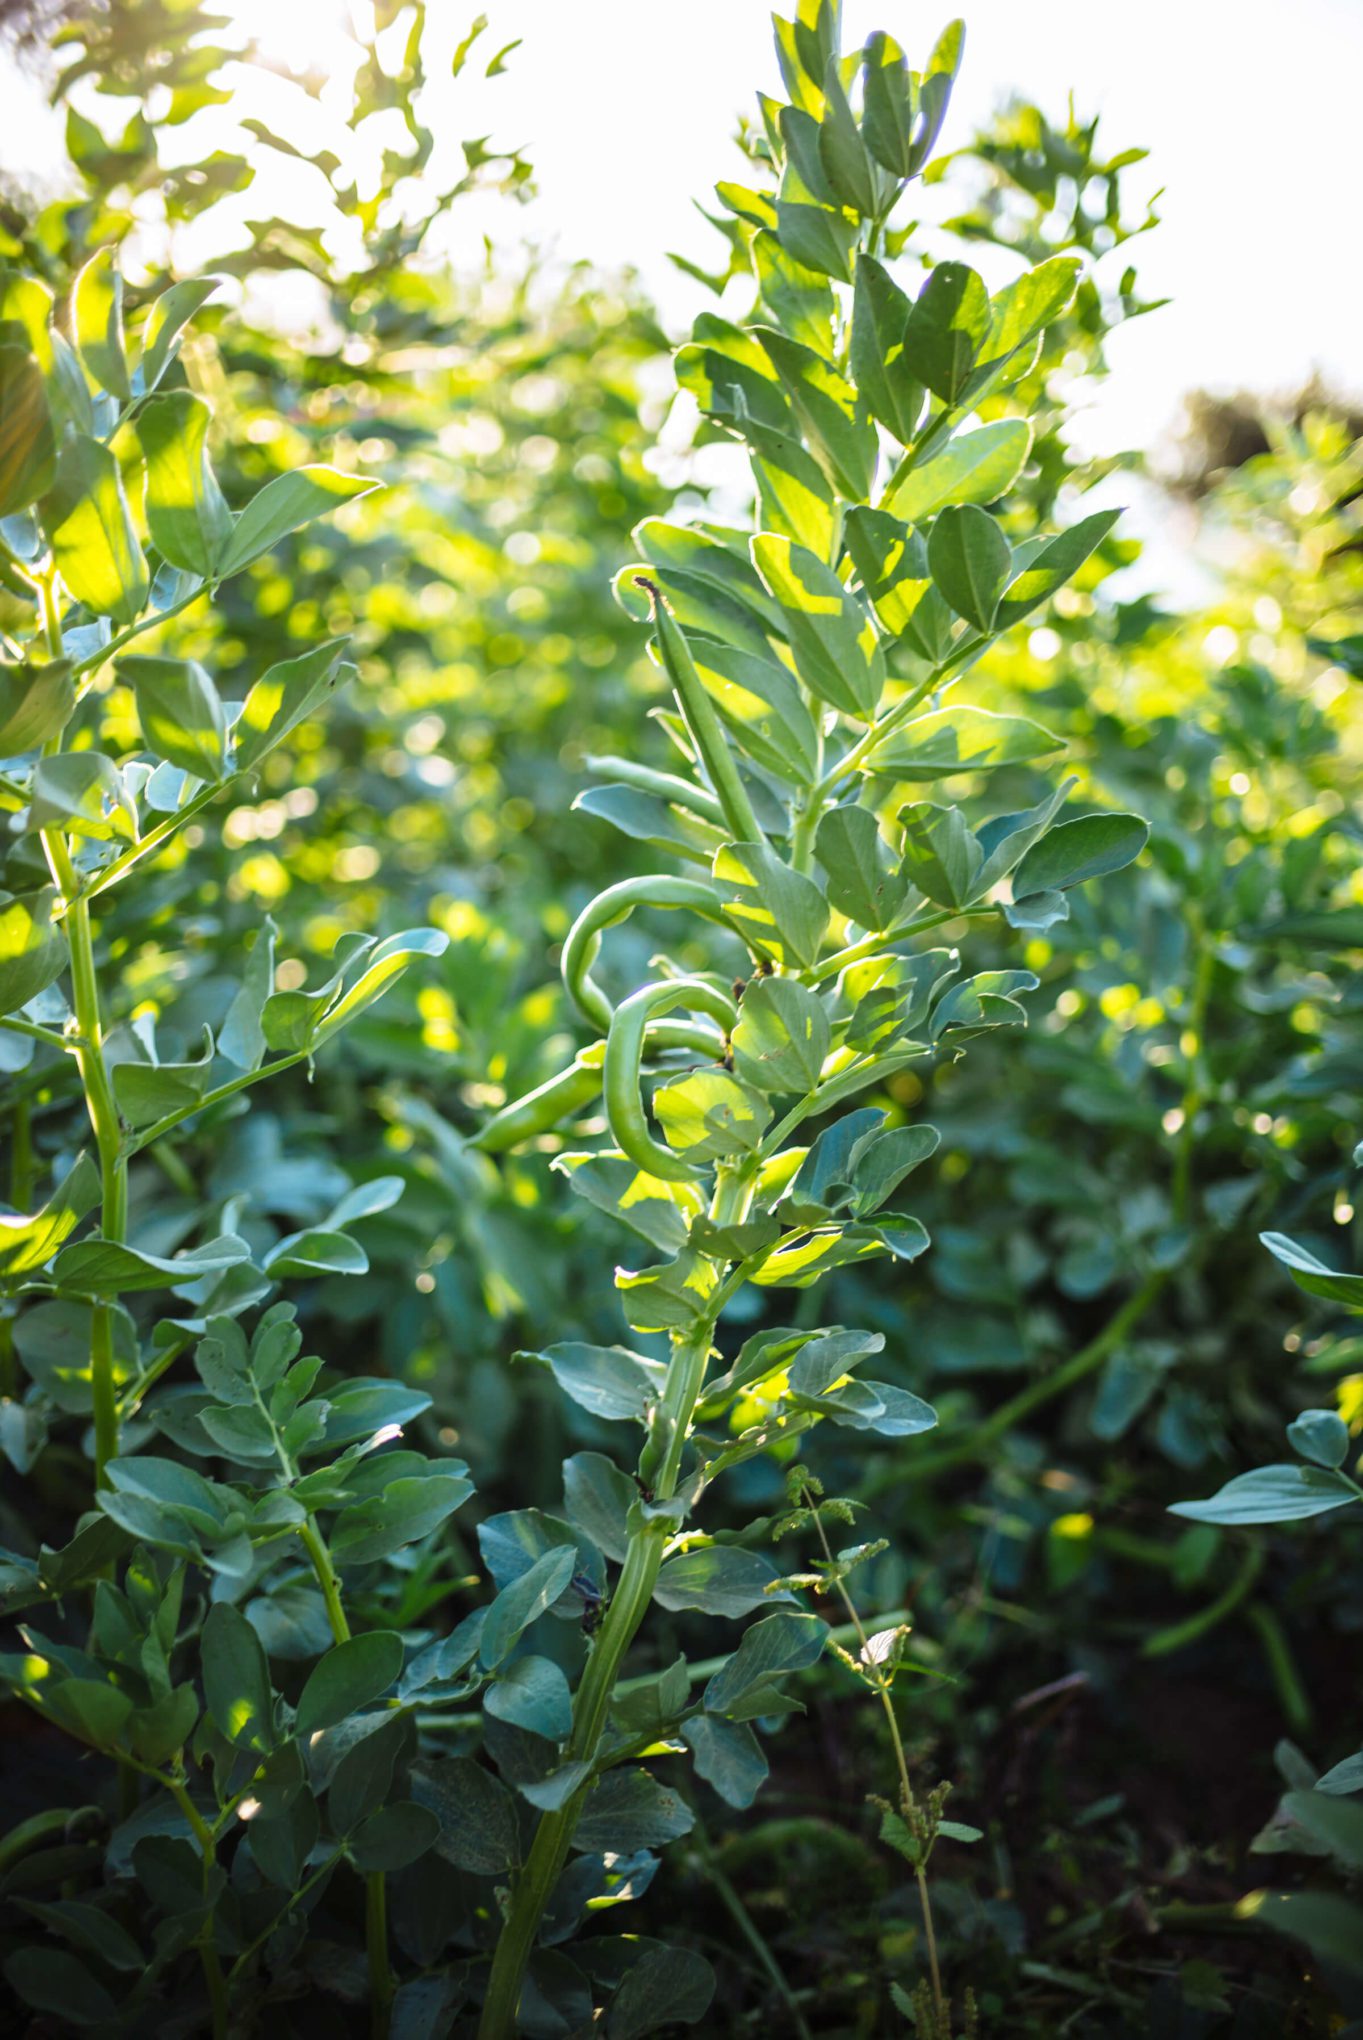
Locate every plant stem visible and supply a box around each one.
[1246,1600,1314,1734]
[1141,1542,1263,1658]
[298,1516,394,2039]
[477,1518,672,2037]
[116,1334,192,1420]
[814,668,942,799]
[164,1775,228,2040]
[126,1048,313,1154]
[480,1165,751,2037]
[0,1015,70,1050]
[69,580,213,686]
[32,569,126,1482]
[41,822,125,1484]
[299,1518,351,1648]
[66,778,232,914]
[807,905,996,987]
[0,1097,32,1396]
[366,1871,394,2037]
[804,1486,945,2027]
[788,722,825,876]
[226,1851,345,1985]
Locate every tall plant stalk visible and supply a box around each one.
[470,4,1149,2027]
[27,567,127,1481]
[300,1519,396,2039]
[480,1167,752,2037]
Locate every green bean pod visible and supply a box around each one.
[470,1043,607,1153]
[604,976,739,1184]
[561,874,740,1033]
[642,582,766,848]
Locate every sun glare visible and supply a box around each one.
[217,0,356,74]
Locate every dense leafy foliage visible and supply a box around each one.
[0,3,1358,2037]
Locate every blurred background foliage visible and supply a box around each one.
[2,1,1362,2031]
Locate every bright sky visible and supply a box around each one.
[9,0,1361,468]
[432,0,1362,464]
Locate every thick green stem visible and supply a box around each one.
[788,723,825,878]
[299,1518,351,1645]
[477,1526,670,2038]
[32,571,125,1482]
[480,1168,750,2037]
[41,829,125,1482]
[298,1517,393,2040]
[165,1777,228,2040]
[0,1096,31,1397]
[789,789,823,877]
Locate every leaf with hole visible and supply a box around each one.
[731,976,830,1095]
[713,838,830,968]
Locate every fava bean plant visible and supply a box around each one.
[1171,767,1363,1996]
[0,258,468,2031]
[469,5,1147,2031]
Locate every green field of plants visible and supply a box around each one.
[0,3,1360,2035]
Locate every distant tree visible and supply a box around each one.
[1174,378,1363,494]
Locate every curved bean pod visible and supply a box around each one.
[643,583,766,849]
[469,1043,607,1154]
[561,874,740,1033]
[603,976,739,1184]
[473,1018,729,1155]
